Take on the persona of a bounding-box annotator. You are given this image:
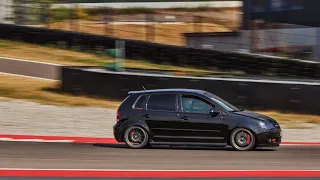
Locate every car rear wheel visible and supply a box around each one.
[230,128,256,151]
[123,126,149,149]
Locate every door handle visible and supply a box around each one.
[142,114,150,118]
[181,116,189,120]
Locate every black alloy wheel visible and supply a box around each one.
[230,128,256,151]
[123,126,149,148]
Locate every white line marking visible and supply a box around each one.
[87,68,320,86]
[0,168,319,172]
[0,56,63,66]
[0,72,59,81]
[238,52,320,64]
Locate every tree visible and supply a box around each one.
[12,0,56,25]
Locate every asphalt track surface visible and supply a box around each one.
[0,57,61,80]
[1,141,320,170]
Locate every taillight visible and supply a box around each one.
[116,109,120,122]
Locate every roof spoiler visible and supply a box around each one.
[128,85,147,94]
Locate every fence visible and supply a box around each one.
[2,2,320,62]
[0,2,240,46]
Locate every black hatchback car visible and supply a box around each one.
[113,89,282,151]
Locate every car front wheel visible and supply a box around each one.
[123,126,149,149]
[230,128,256,151]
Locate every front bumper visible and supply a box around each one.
[256,128,282,147]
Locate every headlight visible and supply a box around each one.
[259,122,274,129]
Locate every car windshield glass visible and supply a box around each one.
[203,92,240,112]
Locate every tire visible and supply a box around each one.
[230,128,256,151]
[123,126,149,149]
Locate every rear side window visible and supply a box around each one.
[133,95,148,109]
[147,94,176,112]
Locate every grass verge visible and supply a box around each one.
[0,74,120,109]
[257,111,320,129]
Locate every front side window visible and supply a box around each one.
[203,92,239,112]
[181,95,214,114]
[147,94,176,112]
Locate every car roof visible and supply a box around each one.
[128,88,207,95]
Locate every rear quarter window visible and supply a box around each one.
[133,95,148,110]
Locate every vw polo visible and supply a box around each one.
[113,89,282,151]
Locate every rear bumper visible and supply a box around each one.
[113,124,122,142]
[256,129,282,147]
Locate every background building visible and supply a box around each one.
[185,0,320,62]
[0,0,13,24]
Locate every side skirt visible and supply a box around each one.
[150,141,227,147]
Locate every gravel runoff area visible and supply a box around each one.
[1,97,319,142]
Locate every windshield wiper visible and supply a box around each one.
[230,110,240,112]
[230,109,244,112]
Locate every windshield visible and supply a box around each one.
[203,92,240,112]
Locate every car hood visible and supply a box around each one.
[232,110,278,125]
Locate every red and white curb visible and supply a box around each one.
[0,134,320,145]
[0,169,320,178]
[0,134,119,144]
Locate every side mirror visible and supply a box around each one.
[209,109,220,116]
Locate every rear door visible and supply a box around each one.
[140,93,180,142]
[177,94,228,145]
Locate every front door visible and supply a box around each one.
[141,93,180,142]
[177,94,228,145]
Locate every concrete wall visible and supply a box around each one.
[0,0,13,24]
[186,28,319,62]
[62,66,320,115]
[186,32,250,52]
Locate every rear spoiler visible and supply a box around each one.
[128,86,147,94]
